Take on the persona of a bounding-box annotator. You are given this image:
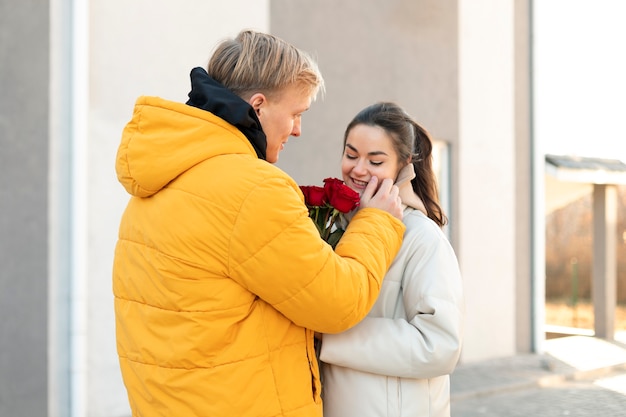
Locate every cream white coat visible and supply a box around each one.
[320,207,464,417]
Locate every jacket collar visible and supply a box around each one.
[395,164,427,215]
[186,67,267,160]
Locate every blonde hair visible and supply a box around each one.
[207,29,325,101]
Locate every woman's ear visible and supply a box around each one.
[249,93,266,117]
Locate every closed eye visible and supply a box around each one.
[344,153,384,166]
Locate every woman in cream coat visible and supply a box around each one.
[320,102,464,417]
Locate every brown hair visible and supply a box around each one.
[344,102,448,227]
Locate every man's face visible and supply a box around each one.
[252,85,312,163]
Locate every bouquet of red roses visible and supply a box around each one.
[300,178,361,249]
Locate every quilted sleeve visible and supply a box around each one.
[228,176,405,333]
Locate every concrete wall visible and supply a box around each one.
[0,0,50,416]
[272,0,459,187]
[0,0,532,415]
[273,0,523,362]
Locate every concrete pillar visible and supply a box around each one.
[457,0,517,361]
[0,0,51,415]
[514,0,534,353]
[592,184,617,339]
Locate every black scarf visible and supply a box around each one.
[186,67,267,160]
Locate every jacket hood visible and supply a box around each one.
[116,96,258,198]
[116,68,267,198]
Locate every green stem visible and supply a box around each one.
[324,209,339,241]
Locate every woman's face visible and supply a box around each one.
[341,124,402,195]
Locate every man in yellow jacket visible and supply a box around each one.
[113,29,405,417]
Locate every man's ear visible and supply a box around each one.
[249,93,266,117]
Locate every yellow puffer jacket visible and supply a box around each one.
[113,95,405,417]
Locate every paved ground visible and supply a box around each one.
[450,335,626,417]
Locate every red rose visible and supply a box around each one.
[322,178,343,204]
[300,178,361,249]
[323,178,360,213]
[300,185,327,207]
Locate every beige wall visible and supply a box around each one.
[273,0,459,186]
[273,0,526,362]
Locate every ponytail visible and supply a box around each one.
[410,122,448,228]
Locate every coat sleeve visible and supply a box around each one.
[228,175,405,334]
[319,218,464,378]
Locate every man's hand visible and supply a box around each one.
[360,177,403,221]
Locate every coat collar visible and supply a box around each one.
[395,164,427,215]
[186,67,267,160]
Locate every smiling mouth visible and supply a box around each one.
[351,178,368,188]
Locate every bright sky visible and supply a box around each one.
[533,0,626,162]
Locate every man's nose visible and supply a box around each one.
[291,119,301,137]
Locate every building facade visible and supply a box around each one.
[0,0,534,416]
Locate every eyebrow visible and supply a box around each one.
[345,143,389,156]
